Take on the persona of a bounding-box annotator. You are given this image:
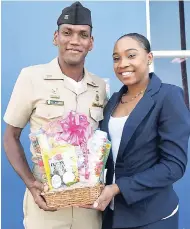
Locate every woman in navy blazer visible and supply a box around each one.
[92,33,190,229]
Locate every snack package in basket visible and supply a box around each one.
[88,130,111,184]
[29,111,111,208]
[45,145,79,189]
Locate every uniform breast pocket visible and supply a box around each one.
[89,107,104,122]
[35,104,64,120]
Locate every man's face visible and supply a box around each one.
[54,24,93,66]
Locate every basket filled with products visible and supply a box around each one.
[29,111,111,208]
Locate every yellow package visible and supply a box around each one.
[41,145,79,190]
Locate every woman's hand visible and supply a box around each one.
[93,184,120,211]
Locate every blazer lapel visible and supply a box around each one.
[117,73,162,159]
[117,93,155,158]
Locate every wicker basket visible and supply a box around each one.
[42,184,104,208]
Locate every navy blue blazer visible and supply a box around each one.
[101,73,190,228]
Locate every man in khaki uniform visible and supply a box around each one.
[3,2,107,229]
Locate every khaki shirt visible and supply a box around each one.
[4,58,107,157]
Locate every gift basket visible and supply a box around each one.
[29,111,111,208]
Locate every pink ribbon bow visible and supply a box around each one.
[56,111,92,146]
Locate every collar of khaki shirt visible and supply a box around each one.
[43,58,99,88]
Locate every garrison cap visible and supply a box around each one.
[57,1,92,28]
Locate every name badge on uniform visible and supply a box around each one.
[46,100,64,106]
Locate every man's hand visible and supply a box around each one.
[28,180,57,211]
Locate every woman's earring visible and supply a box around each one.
[148,61,151,65]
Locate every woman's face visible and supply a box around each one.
[113,37,153,86]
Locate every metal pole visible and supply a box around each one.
[179,0,189,109]
[146,0,154,72]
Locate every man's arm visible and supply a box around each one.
[4,68,56,211]
[4,125,35,186]
[3,67,53,210]
[4,124,56,211]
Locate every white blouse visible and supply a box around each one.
[109,115,129,210]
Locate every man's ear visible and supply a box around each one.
[53,30,58,46]
[89,36,94,51]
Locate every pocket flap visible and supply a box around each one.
[90,107,104,122]
[35,104,64,119]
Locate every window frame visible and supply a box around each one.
[146,0,189,108]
